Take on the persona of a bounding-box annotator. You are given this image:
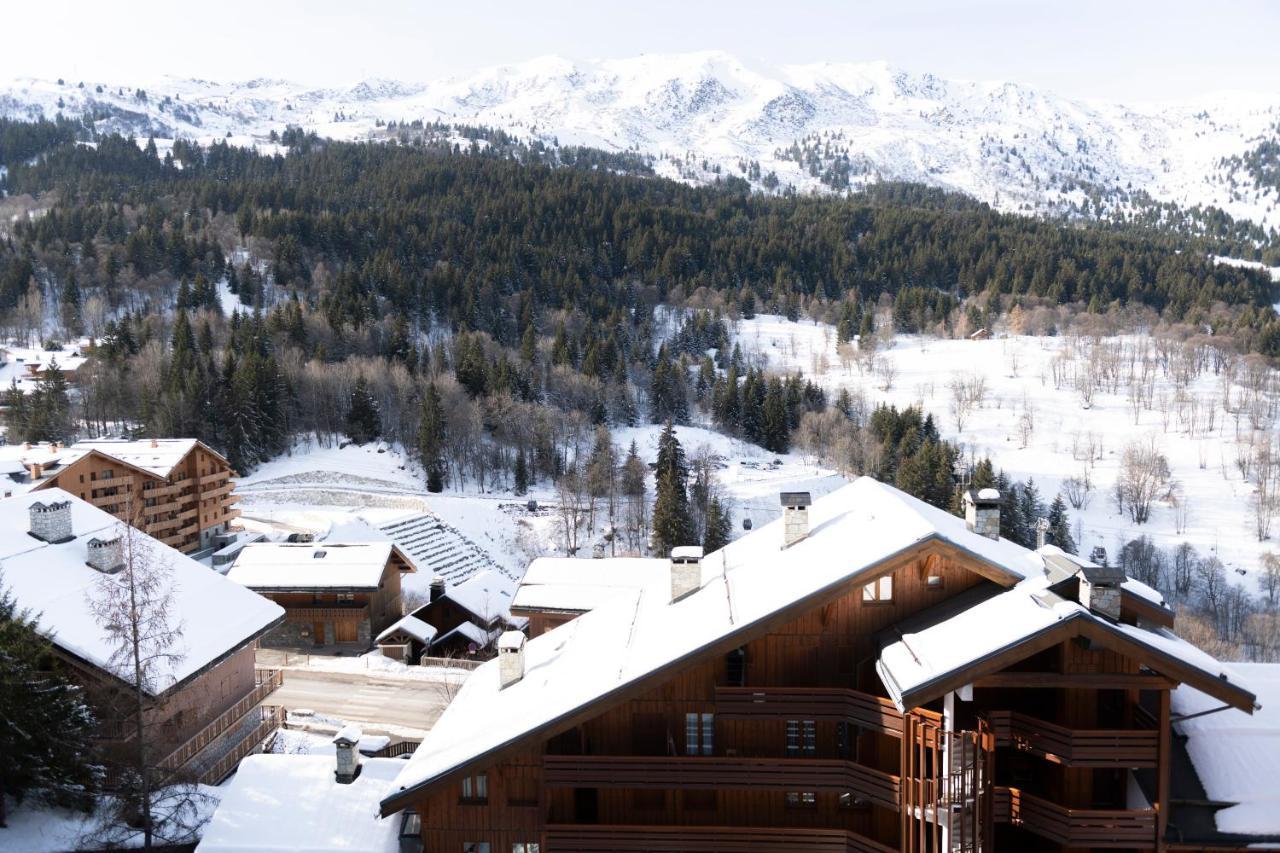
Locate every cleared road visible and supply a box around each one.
[261,668,450,735]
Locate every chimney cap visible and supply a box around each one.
[671,545,704,562]
[965,488,1002,505]
[1079,561,1126,586]
[332,724,363,746]
[779,491,811,508]
[498,630,526,652]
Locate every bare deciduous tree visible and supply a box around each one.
[86,519,185,850]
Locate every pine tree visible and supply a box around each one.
[703,496,731,553]
[0,572,99,826]
[418,383,446,493]
[1047,494,1077,554]
[652,422,694,555]
[344,377,381,445]
[513,448,529,496]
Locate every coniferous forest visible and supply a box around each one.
[0,117,1277,511]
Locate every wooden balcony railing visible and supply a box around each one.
[284,605,370,621]
[543,755,900,811]
[545,825,896,853]
[987,711,1158,767]
[197,704,285,786]
[715,687,904,737]
[159,669,283,771]
[994,786,1155,848]
[196,470,232,488]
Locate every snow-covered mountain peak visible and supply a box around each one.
[2,53,1278,233]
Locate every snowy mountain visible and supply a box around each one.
[3,52,1279,233]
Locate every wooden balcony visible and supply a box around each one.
[196,470,231,488]
[196,704,285,786]
[143,481,185,499]
[715,686,904,737]
[545,825,895,853]
[201,482,235,501]
[284,604,370,622]
[159,669,283,772]
[543,755,899,811]
[994,786,1155,848]
[988,711,1158,767]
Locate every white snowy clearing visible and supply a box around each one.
[732,314,1280,596]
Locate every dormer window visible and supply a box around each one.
[313,550,327,559]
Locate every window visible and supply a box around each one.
[862,574,893,603]
[399,809,421,839]
[512,844,540,853]
[685,712,714,756]
[460,773,488,803]
[926,573,944,589]
[462,844,490,853]
[786,791,817,808]
[726,647,746,686]
[786,720,817,757]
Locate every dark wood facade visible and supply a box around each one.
[390,541,1247,852]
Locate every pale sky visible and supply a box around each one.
[5,0,1279,102]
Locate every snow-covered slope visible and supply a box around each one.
[3,53,1279,231]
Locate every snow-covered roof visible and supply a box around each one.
[59,438,203,478]
[382,477,1049,810]
[196,754,403,853]
[227,542,410,591]
[875,579,1249,711]
[444,568,519,626]
[376,614,437,645]
[1174,663,1280,837]
[0,489,283,696]
[433,620,490,648]
[511,556,671,613]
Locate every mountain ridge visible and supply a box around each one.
[2,52,1279,237]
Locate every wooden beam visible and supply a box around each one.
[975,672,1178,690]
[1157,689,1171,852]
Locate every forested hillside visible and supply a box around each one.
[0,118,1277,494]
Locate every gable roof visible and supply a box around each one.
[226,542,414,591]
[380,476,1049,814]
[58,438,206,479]
[876,580,1256,712]
[0,489,283,696]
[376,613,437,645]
[511,556,671,613]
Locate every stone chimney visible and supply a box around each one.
[780,492,812,548]
[332,725,362,784]
[498,631,527,689]
[963,489,1002,540]
[29,500,73,543]
[86,536,124,573]
[670,546,703,603]
[1035,517,1050,549]
[1078,562,1125,621]
[430,575,446,603]
[150,437,158,449]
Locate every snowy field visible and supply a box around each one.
[232,425,841,615]
[732,314,1280,596]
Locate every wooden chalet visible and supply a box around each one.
[378,478,1268,853]
[31,438,240,553]
[0,489,286,786]
[226,541,415,647]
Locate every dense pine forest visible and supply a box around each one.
[0,116,1277,508]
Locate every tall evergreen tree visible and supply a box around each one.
[1047,494,1077,554]
[652,422,693,555]
[0,573,99,826]
[344,377,381,445]
[702,496,731,554]
[418,383,446,493]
